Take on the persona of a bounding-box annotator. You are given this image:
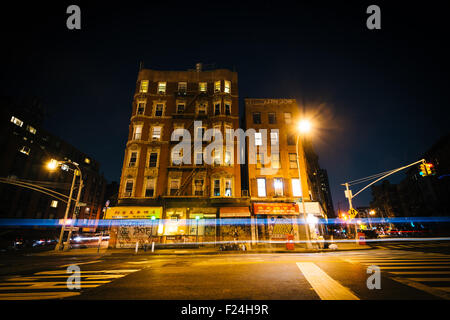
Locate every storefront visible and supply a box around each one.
[105,206,162,248]
[218,207,252,242]
[297,202,325,240]
[253,203,300,242]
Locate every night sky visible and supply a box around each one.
[1,1,449,212]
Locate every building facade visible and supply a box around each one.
[108,65,251,248]
[0,96,106,232]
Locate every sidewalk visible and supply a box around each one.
[30,242,372,257]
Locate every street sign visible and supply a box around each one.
[344,190,352,199]
[348,208,358,218]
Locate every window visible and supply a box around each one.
[197,102,207,115]
[176,102,185,113]
[284,112,292,124]
[157,82,166,94]
[225,125,233,142]
[169,179,180,195]
[194,179,204,196]
[213,179,221,196]
[255,132,262,146]
[10,116,23,127]
[256,153,265,169]
[271,153,280,169]
[224,150,232,166]
[287,134,296,146]
[268,113,276,124]
[128,152,137,167]
[140,80,149,93]
[224,80,231,93]
[257,178,266,197]
[225,179,232,197]
[149,152,158,167]
[178,82,187,93]
[253,112,261,124]
[195,150,203,165]
[84,158,90,164]
[289,153,298,168]
[155,104,164,117]
[19,146,30,155]
[50,200,58,208]
[172,148,183,165]
[145,179,156,197]
[199,82,207,92]
[214,80,221,92]
[125,180,134,196]
[292,179,302,197]
[214,102,221,115]
[224,103,231,115]
[133,125,142,140]
[26,125,36,134]
[213,150,221,166]
[274,178,284,196]
[137,101,146,115]
[270,131,278,146]
[152,126,162,140]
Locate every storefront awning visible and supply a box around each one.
[104,206,162,219]
[253,203,299,215]
[220,207,251,217]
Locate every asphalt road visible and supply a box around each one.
[1,243,450,300]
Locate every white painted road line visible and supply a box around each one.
[296,262,359,300]
[0,292,80,300]
[391,277,450,300]
[59,260,102,268]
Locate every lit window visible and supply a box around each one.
[270,131,278,146]
[257,178,266,197]
[125,180,134,196]
[225,179,232,197]
[157,82,166,94]
[152,126,162,140]
[199,82,207,92]
[213,150,221,166]
[149,152,158,167]
[27,125,36,134]
[133,125,142,140]
[137,100,146,115]
[145,178,156,197]
[19,146,30,155]
[225,125,233,142]
[169,179,180,195]
[255,132,262,146]
[140,80,149,93]
[128,152,137,167]
[155,104,164,116]
[292,179,302,197]
[194,179,204,196]
[268,113,276,124]
[213,179,221,196]
[256,153,264,169]
[84,158,90,164]
[178,82,187,93]
[224,80,231,93]
[284,112,292,124]
[253,112,261,124]
[214,81,221,92]
[50,200,58,208]
[10,116,23,127]
[271,153,280,169]
[289,153,298,168]
[274,178,284,196]
[225,150,232,166]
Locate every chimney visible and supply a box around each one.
[195,63,202,72]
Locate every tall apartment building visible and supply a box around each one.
[244,99,325,242]
[107,65,251,247]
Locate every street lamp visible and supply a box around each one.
[48,159,84,251]
[296,119,313,249]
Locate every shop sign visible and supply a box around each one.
[253,203,299,215]
[105,206,162,219]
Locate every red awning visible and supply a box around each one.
[220,207,251,217]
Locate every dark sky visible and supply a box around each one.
[1,1,449,212]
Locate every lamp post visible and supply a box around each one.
[48,159,84,251]
[296,120,312,249]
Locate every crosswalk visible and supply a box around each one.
[0,268,139,300]
[345,252,450,299]
[373,242,450,251]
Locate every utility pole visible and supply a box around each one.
[56,172,76,251]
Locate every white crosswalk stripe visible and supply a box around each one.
[346,253,450,299]
[0,268,139,300]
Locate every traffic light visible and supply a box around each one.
[425,163,436,176]
[419,163,427,176]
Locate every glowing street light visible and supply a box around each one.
[47,159,59,171]
[298,120,312,134]
[369,210,376,216]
